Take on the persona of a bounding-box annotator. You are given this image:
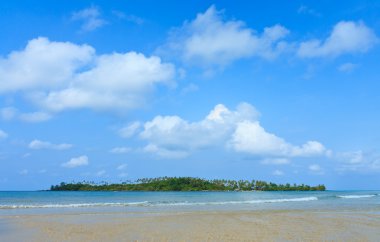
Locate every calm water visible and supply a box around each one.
[0,190,379,215]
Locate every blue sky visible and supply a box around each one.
[1,0,380,190]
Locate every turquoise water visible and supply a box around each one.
[0,191,379,215]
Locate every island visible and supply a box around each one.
[50,177,326,191]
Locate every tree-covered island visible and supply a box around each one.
[50,177,326,191]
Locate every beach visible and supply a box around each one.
[1,209,380,241]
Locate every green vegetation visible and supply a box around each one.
[50,177,326,191]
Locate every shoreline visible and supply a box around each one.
[2,208,380,241]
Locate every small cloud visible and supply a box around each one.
[0,107,17,120]
[118,172,128,178]
[297,21,378,58]
[22,153,31,158]
[117,164,127,170]
[96,170,106,177]
[112,10,144,25]
[110,147,131,154]
[71,6,107,32]
[338,62,358,73]
[62,155,89,168]
[181,83,199,94]
[119,122,141,138]
[29,139,72,150]
[1,107,51,122]
[297,5,321,17]
[0,130,8,139]
[308,164,324,174]
[19,112,51,122]
[38,169,47,174]
[19,169,28,175]
[261,158,290,165]
[273,170,284,176]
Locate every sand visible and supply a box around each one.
[1,209,380,241]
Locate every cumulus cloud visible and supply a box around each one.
[71,6,107,32]
[61,155,89,168]
[0,129,8,139]
[297,21,378,58]
[162,5,290,67]
[136,102,327,159]
[0,37,175,113]
[230,121,327,157]
[29,139,72,150]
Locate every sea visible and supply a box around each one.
[0,190,379,215]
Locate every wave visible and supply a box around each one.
[158,196,318,206]
[0,201,149,209]
[337,195,376,199]
[0,196,318,209]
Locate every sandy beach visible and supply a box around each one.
[1,209,380,241]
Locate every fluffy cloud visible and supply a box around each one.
[163,5,290,67]
[298,21,378,58]
[0,37,94,92]
[0,37,175,113]
[136,102,327,159]
[71,6,107,32]
[0,129,7,139]
[29,139,72,150]
[230,121,326,157]
[338,62,358,73]
[61,155,89,168]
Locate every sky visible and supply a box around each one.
[0,0,380,190]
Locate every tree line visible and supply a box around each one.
[50,177,326,191]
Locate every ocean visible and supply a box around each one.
[0,190,379,215]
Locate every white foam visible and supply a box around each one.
[0,201,149,209]
[155,196,318,206]
[337,195,376,199]
[0,197,319,209]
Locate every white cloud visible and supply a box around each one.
[0,37,175,113]
[29,139,72,150]
[71,6,107,32]
[297,5,321,17]
[96,170,106,177]
[0,37,94,92]
[1,107,51,122]
[110,147,131,154]
[137,102,327,159]
[308,164,324,174]
[273,170,284,176]
[338,62,358,73]
[19,169,28,175]
[118,122,141,138]
[261,158,290,165]
[19,112,52,122]
[336,151,380,172]
[61,155,89,168]
[0,107,17,120]
[298,21,378,58]
[162,5,290,67]
[230,121,327,157]
[117,164,127,170]
[0,129,8,139]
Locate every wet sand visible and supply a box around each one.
[1,209,380,241]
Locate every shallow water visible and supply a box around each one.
[0,190,379,215]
